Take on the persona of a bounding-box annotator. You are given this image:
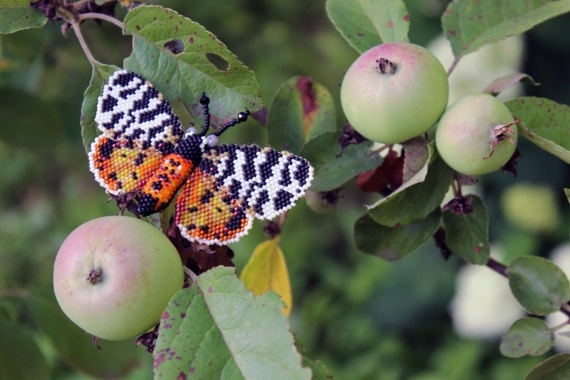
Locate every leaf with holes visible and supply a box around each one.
[500,317,554,358]
[442,195,490,265]
[154,266,311,379]
[326,0,409,53]
[506,97,570,164]
[123,5,261,126]
[268,76,337,155]
[442,0,570,60]
[507,256,570,315]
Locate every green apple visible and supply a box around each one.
[436,93,518,175]
[53,216,184,341]
[341,42,449,144]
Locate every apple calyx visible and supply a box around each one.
[485,118,520,159]
[87,267,103,284]
[377,58,397,75]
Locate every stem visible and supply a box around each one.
[79,12,124,29]
[447,56,460,77]
[70,20,98,67]
[486,257,507,277]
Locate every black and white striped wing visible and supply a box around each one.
[94,70,184,154]
[199,144,314,220]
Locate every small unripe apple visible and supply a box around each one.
[54,216,184,341]
[436,93,518,175]
[341,42,449,144]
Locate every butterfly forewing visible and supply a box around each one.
[94,70,184,154]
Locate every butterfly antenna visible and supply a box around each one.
[199,93,211,136]
[214,110,251,137]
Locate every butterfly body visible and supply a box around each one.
[88,70,313,245]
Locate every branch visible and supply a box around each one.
[78,12,124,29]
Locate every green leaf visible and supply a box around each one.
[484,73,540,96]
[296,339,334,380]
[154,266,311,380]
[0,0,47,34]
[500,317,555,358]
[0,88,62,152]
[442,0,570,60]
[0,320,49,380]
[507,256,570,315]
[565,188,570,203]
[300,132,382,192]
[505,97,570,163]
[325,0,409,53]
[366,143,453,227]
[80,63,119,152]
[525,354,570,380]
[123,5,261,126]
[25,291,142,378]
[442,195,490,265]
[355,209,441,261]
[267,76,337,155]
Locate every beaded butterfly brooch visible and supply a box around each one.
[88,70,314,245]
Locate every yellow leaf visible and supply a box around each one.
[240,239,292,316]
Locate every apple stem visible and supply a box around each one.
[484,118,520,159]
[87,268,103,284]
[377,58,397,75]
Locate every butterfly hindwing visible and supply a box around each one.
[199,144,314,220]
[175,167,253,245]
[88,135,165,195]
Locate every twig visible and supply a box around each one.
[70,20,98,67]
[79,12,124,29]
[486,257,507,277]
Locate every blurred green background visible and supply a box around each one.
[1,0,569,379]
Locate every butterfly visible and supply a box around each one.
[88,70,314,245]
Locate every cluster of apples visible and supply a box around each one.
[341,42,518,175]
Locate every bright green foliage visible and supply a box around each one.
[300,132,382,192]
[80,63,119,152]
[154,266,311,379]
[500,318,554,358]
[0,0,46,34]
[123,6,262,126]
[507,256,570,315]
[268,76,337,155]
[326,0,409,53]
[443,0,570,59]
[442,195,490,265]
[355,209,441,261]
[366,144,453,227]
[525,354,570,380]
[506,97,570,164]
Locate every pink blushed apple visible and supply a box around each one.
[436,93,518,175]
[341,42,449,144]
[53,216,184,341]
